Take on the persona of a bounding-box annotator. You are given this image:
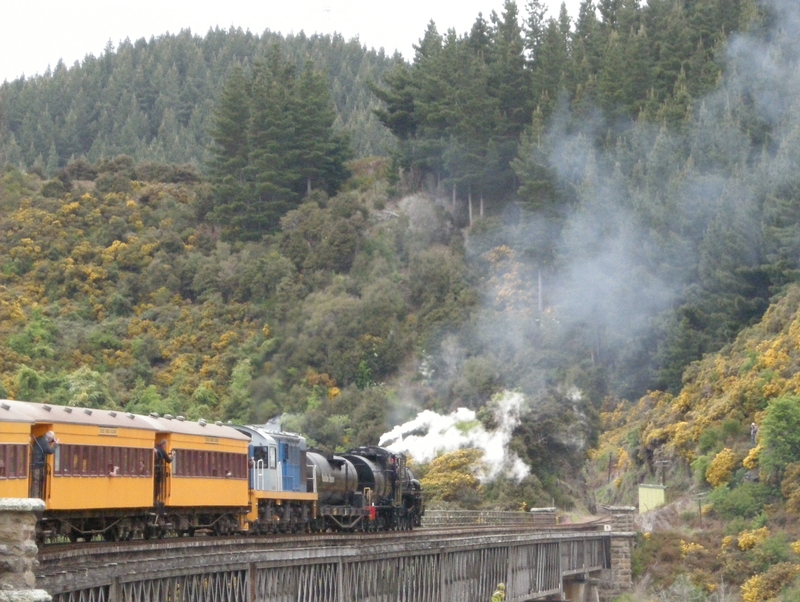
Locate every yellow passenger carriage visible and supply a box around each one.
[0,401,34,499]
[1,400,250,541]
[147,415,250,536]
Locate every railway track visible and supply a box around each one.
[37,521,606,577]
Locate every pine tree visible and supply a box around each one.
[524,0,549,63]
[291,61,352,196]
[208,64,252,234]
[490,0,530,136]
[245,50,299,236]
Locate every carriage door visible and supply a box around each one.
[153,434,171,508]
[29,425,54,501]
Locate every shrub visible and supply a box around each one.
[691,455,712,485]
[65,158,98,181]
[740,563,800,602]
[738,527,770,551]
[761,395,800,477]
[656,575,707,602]
[751,533,792,572]
[706,448,738,487]
[40,179,66,198]
[708,482,773,520]
[420,449,484,506]
[721,418,743,440]
[698,428,720,454]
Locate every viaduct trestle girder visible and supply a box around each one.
[39,531,611,602]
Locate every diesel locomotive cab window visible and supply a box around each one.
[0,444,28,478]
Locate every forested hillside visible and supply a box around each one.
[5,0,800,544]
[0,28,399,167]
[363,0,800,405]
[586,286,800,601]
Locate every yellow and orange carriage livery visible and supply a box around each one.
[0,399,250,542]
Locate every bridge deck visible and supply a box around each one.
[39,527,611,602]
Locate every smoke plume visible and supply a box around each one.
[379,390,530,481]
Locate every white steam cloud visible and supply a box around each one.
[379,390,530,482]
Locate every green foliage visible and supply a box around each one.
[751,533,792,573]
[16,366,45,402]
[721,418,743,441]
[708,483,774,520]
[698,429,720,454]
[420,449,484,507]
[761,395,800,477]
[0,30,395,171]
[64,366,116,409]
[691,455,712,484]
[8,310,58,359]
[207,52,353,239]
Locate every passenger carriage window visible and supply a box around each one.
[7,445,15,478]
[0,445,29,479]
[130,448,139,476]
[107,447,117,475]
[139,448,148,476]
[21,445,28,477]
[139,448,145,476]
[60,446,69,475]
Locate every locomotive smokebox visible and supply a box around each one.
[306,452,358,505]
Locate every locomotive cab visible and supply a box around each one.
[234,424,317,533]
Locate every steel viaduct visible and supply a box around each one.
[0,500,635,602]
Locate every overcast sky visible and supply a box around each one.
[2,0,582,83]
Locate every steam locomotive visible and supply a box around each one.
[0,399,423,542]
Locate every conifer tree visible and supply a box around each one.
[291,61,352,196]
[490,0,530,135]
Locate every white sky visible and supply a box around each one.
[1,0,582,83]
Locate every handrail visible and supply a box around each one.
[253,459,265,490]
[422,509,559,528]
